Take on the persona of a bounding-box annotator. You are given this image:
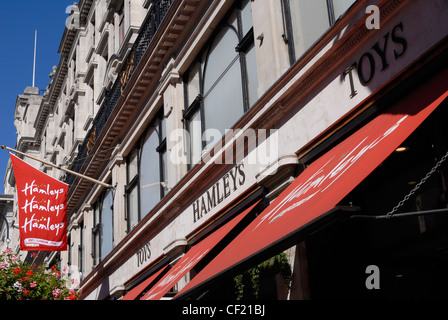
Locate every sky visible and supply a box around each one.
[0,1,74,193]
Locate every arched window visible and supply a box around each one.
[140,119,164,218]
[203,22,244,137]
[101,190,114,258]
[183,0,258,168]
[125,112,167,231]
[92,188,114,265]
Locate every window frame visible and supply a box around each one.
[282,0,357,63]
[125,148,141,231]
[92,201,101,266]
[118,3,125,46]
[125,111,167,232]
[78,219,85,279]
[91,188,114,266]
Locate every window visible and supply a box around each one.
[126,112,167,231]
[101,190,114,258]
[92,204,100,265]
[118,4,125,46]
[283,0,357,63]
[332,0,358,19]
[92,189,114,265]
[140,115,167,216]
[183,0,258,168]
[69,112,75,145]
[126,150,139,230]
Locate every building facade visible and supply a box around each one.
[3,0,448,300]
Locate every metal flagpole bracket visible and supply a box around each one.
[1,145,112,189]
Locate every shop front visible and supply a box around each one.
[117,54,448,301]
[80,0,448,300]
[172,61,448,300]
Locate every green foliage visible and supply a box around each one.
[0,249,81,300]
[234,274,244,300]
[234,252,292,300]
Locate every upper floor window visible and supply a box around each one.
[183,0,258,168]
[126,112,167,231]
[283,0,357,63]
[140,114,167,214]
[118,4,125,46]
[92,188,114,266]
[78,219,85,280]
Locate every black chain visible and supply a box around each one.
[386,149,448,218]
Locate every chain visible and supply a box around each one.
[386,149,448,218]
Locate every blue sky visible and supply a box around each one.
[0,1,73,193]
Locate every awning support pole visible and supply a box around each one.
[351,208,448,220]
[1,145,112,189]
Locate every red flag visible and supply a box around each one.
[10,154,68,251]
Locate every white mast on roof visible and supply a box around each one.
[32,29,37,87]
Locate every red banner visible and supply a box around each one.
[10,154,68,251]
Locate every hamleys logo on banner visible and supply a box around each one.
[20,180,66,237]
[10,154,68,251]
[254,115,409,230]
[20,180,66,215]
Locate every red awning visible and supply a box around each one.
[140,201,260,300]
[121,264,169,300]
[176,70,448,299]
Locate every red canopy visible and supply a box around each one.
[176,70,448,298]
[121,264,169,300]
[140,201,260,300]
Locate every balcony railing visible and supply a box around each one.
[65,0,174,186]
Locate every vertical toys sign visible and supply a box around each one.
[10,154,68,251]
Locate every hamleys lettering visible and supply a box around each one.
[21,214,65,236]
[192,163,246,223]
[21,180,65,199]
[21,196,65,215]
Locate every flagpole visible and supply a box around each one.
[32,29,37,88]
[1,145,112,189]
